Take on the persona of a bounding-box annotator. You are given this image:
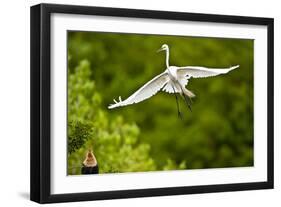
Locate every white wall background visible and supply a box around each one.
[0,0,279,206]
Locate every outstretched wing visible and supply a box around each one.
[108,72,169,109]
[177,65,239,79]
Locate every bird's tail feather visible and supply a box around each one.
[182,87,196,98]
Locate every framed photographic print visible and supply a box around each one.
[30,3,274,203]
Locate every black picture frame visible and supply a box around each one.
[30,3,274,204]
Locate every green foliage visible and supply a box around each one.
[68,121,92,154]
[67,32,254,174]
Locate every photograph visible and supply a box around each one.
[30,3,273,203]
[67,31,254,175]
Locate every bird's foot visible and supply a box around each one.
[187,104,192,112]
[178,111,183,120]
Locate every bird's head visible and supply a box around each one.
[157,44,169,52]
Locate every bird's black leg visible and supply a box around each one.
[183,93,192,112]
[172,86,183,119]
[179,85,192,112]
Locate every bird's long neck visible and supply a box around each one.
[165,48,170,68]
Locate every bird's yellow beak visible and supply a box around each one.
[157,48,164,53]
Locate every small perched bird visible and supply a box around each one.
[81,150,98,174]
[83,150,97,167]
[108,44,239,118]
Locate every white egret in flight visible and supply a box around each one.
[108,44,239,118]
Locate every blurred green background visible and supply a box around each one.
[67,31,253,175]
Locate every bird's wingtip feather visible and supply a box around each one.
[108,103,117,109]
[231,65,239,70]
[108,97,124,109]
